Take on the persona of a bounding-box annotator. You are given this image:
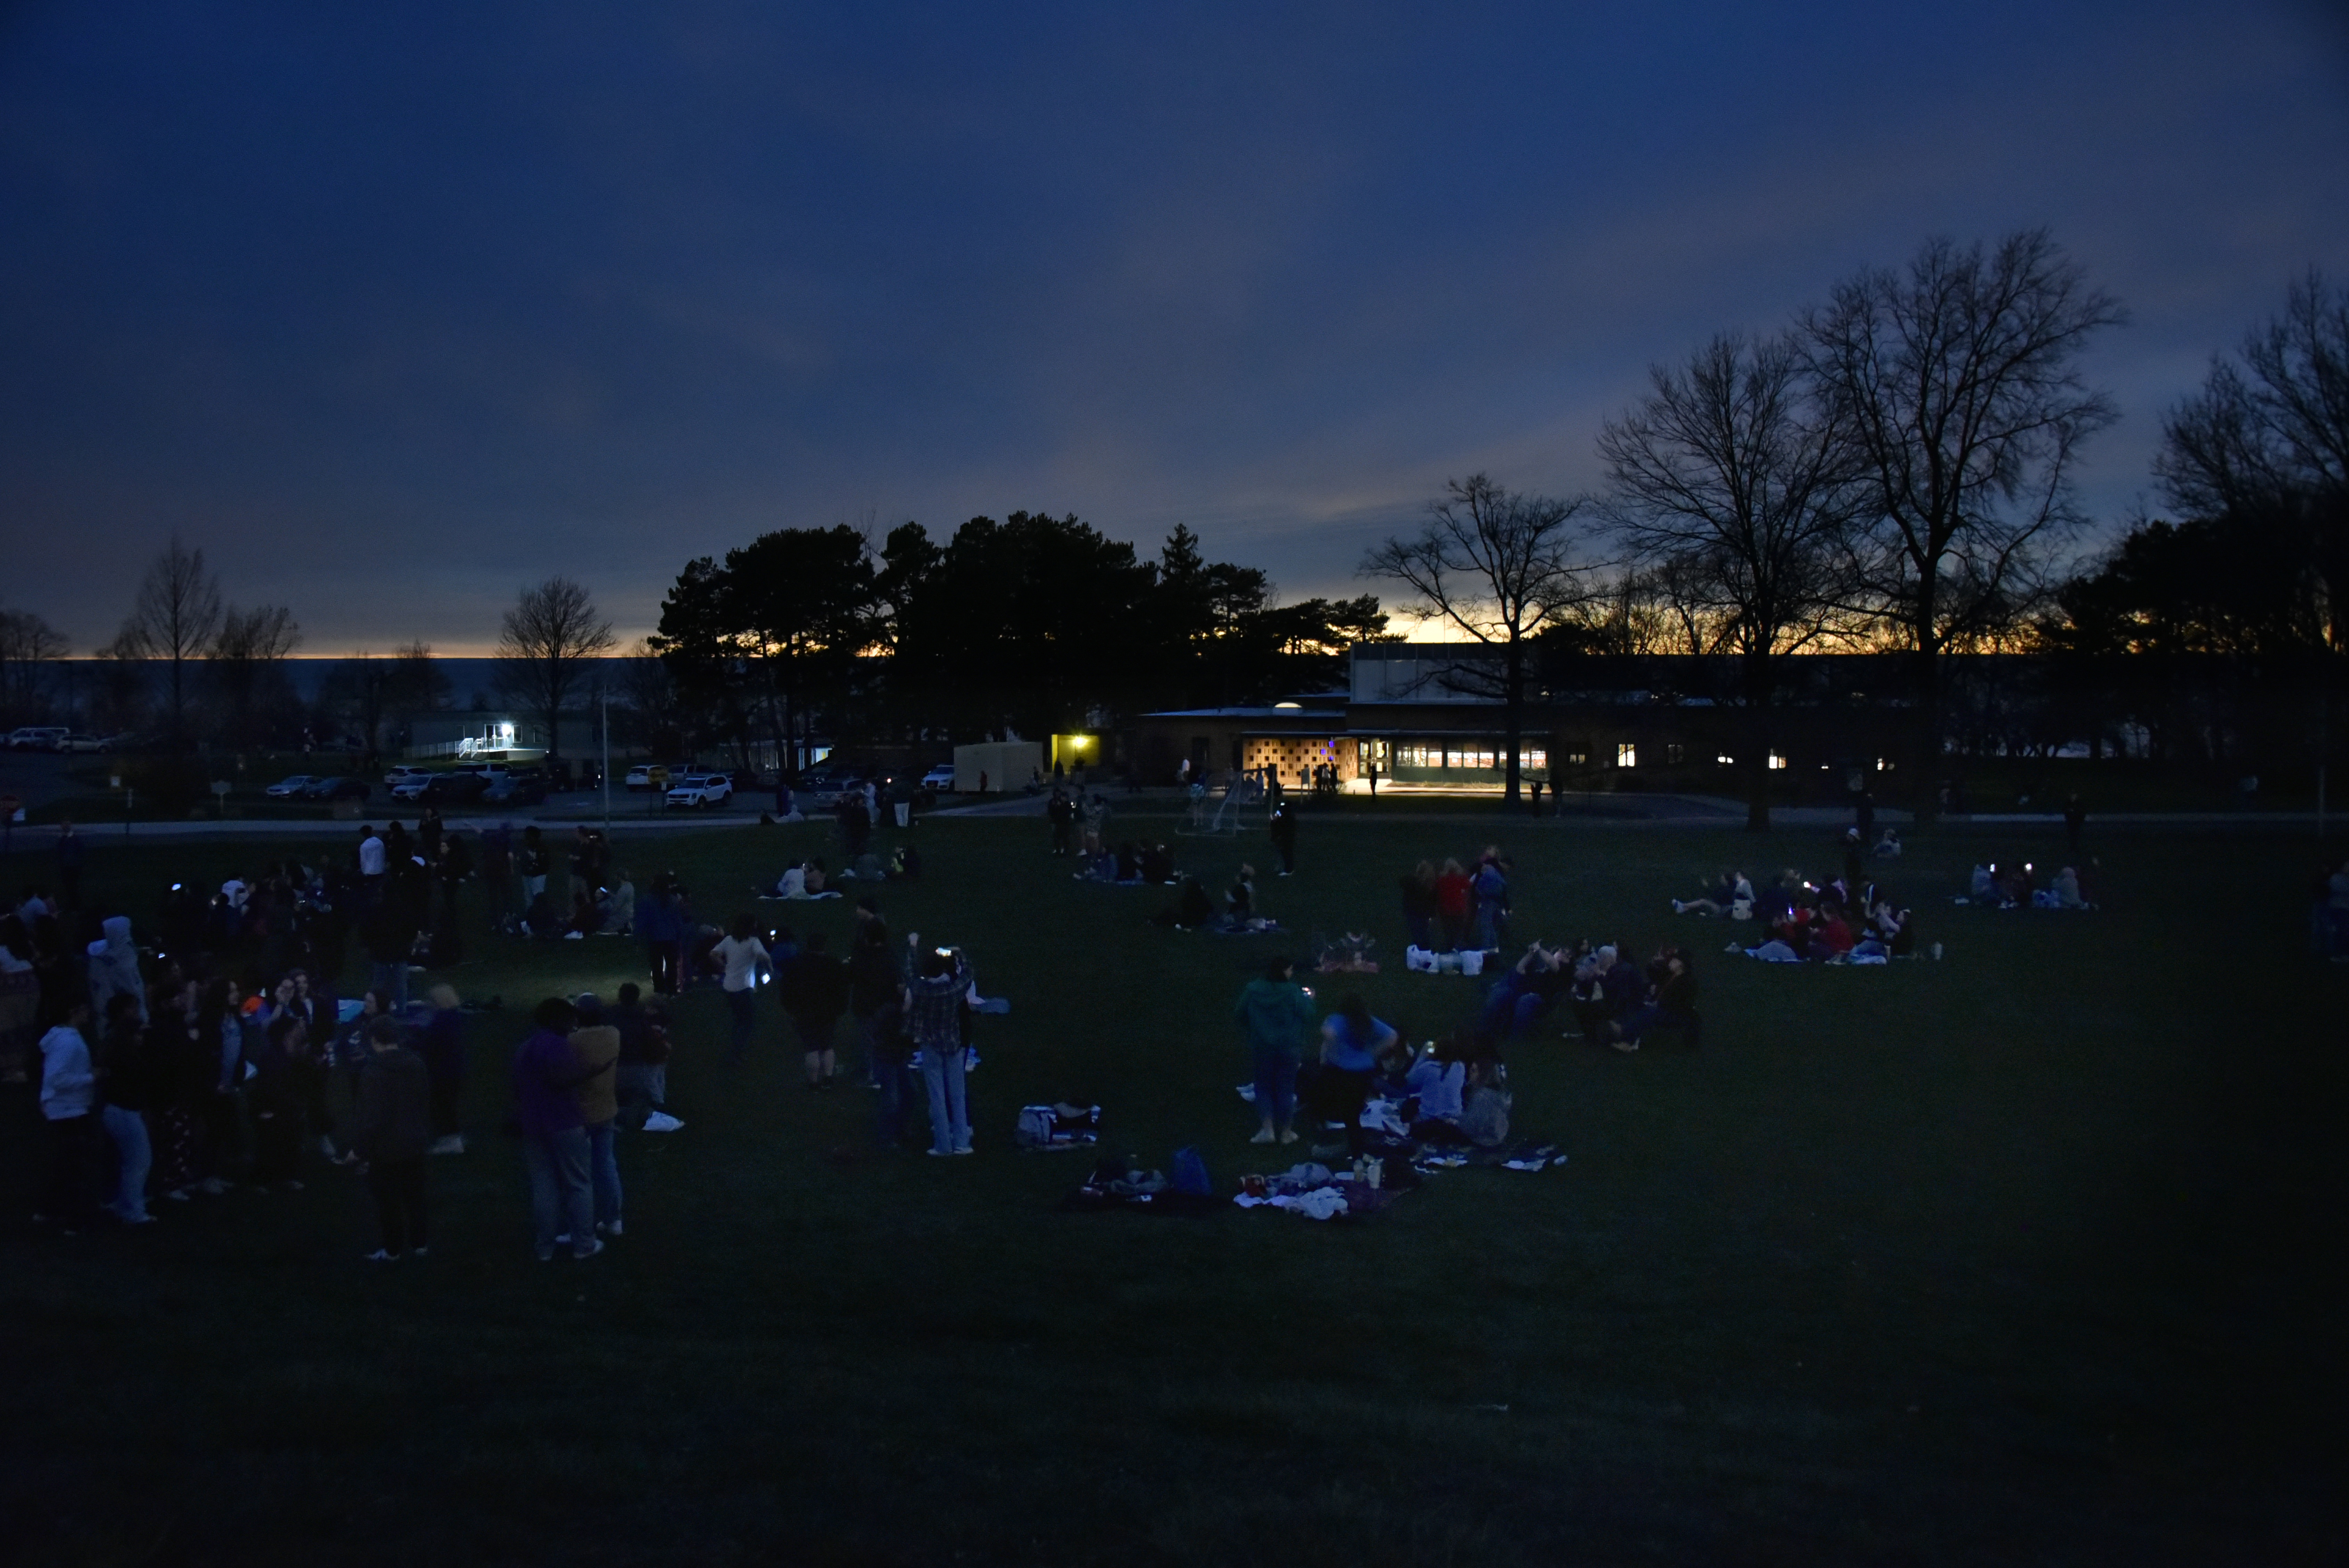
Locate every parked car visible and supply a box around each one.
[422,771,490,804]
[264,775,321,799]
[301,777,371,802]
[482,773,547,807]
[919,763,956,792]
[384,765,433,791]
[6,727,68,751]
[793,766,864,806]
[665,772,734,809]
[58,732,111,754]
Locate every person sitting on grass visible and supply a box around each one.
[1139,842,1176,885]
[1673,871,1754,918]
[1609,948,1697,1052]
[1477,941,1569,1040]
[1225,864,1258,927]
[1159,875,1215,930]
[1114,841,1142,883]
[1313,996,1398,1158]
[2050,865,2091,910]
[566,887,603,940]
[599,870,635,936]
[1853,901,1914,960]
[1874,829,1903,858]
[1404,1032,1469,1137]
[1807,901,1857,962]
[1234,954,1316,1145]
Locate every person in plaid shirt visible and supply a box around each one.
[905,945,971,1156]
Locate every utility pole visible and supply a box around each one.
[601,684,612,836]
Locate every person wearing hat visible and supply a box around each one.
[569,993,623,1239]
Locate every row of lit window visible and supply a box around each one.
[1382,742,1894,772]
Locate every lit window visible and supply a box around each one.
[1521,748,1547,771]
[1767,752,1788,770]
[1665,744,1684,765]
[1715,753,1734,766]
[1616,743,1637,768]
[1566,750,1587,766]
[1875,757,1895,771]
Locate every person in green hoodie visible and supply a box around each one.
[1234,955,1317,1145]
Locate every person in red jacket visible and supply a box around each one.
[1435,859,1472,951]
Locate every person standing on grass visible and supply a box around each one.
[96,991,158,1224]
[906,945,971,1156]
[1235,955,1315,1144]
[421,984,467,1154]
[517,826,549,909]
[611,983,672,1128]
[35,1000,100,1232]
[712,912,772,1066]
[780,932,848,1087]
[54,819,84,911]
[514,997,600,1262]
[846,904,899,1087]
[569,994,623,1240]
[249,1012,319,1192]
[357,824,386,900]
[1268,801,1298,877]
[351,1015,432,1261]
[85,914,146,1027]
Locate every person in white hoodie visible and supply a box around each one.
[37,1001,99,1231]
[85,915,146,1027]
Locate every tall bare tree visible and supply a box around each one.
[110,536,224,742]
[495,577,615,761]
[1360,474,1597,802]
[209,603,302,745]
[0,609,71,719]
[1806,231,2122,812]
[1601,330,1855,829]
[2157,270,2349,652]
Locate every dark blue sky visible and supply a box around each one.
[5,1,2346,652]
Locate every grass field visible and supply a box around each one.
[2,808,2340,1566]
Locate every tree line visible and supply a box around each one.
[1358,233,2343,825]
[2,231,2337,824]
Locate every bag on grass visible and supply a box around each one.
[1171,1145,1212,1195]
[1458,949,1485,976]
[1406,945,1438,973]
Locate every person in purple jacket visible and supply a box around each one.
[513,997,601,1261]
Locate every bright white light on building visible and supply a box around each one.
[1768,752,1788,770]
[1616,742,1637,768]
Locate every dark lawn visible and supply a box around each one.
[1,811,2340,1566]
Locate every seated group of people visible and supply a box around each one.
[519,872,636,942]
[1967,860,2092,910]
[1471,937,1701,1053]
[1073,840,1178,886]
[1742,891,1913,963]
